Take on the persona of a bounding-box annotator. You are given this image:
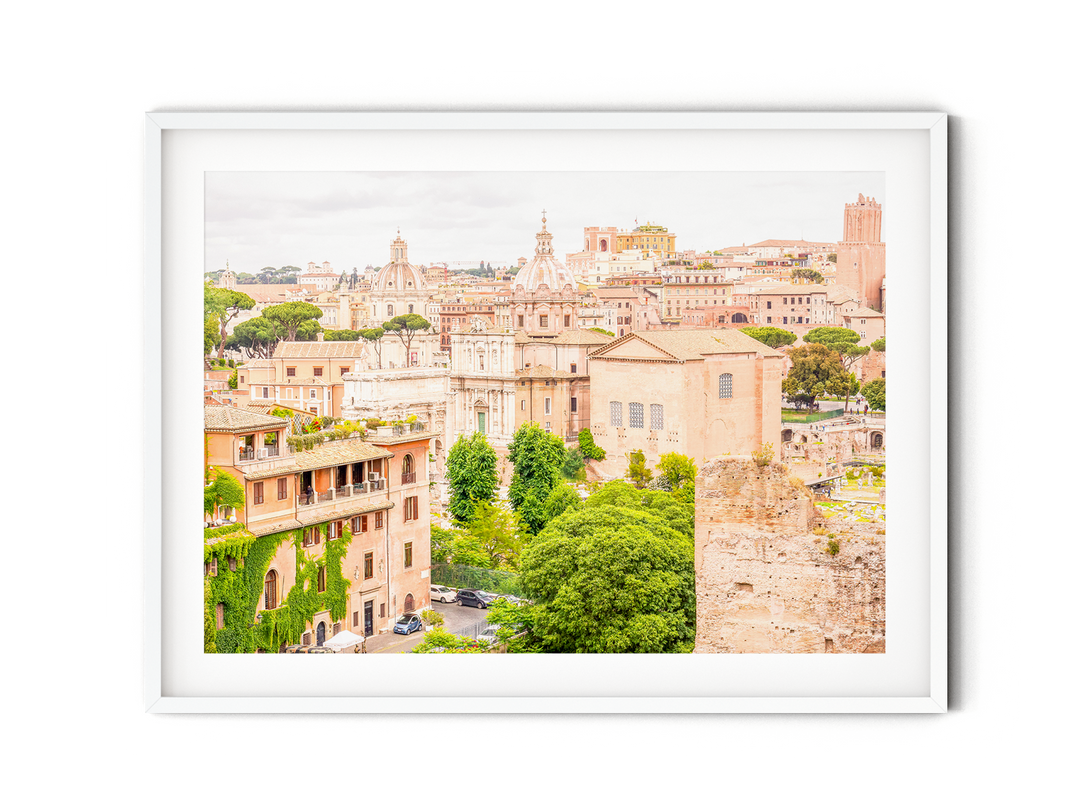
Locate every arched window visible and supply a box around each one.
[404,593,415,613]
[402,453,414,483]
[263,570,277,610]
[718,373,733,399]
[408,303,414,313]
[387,304,394,317]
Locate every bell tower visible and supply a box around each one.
[836,194,886,311]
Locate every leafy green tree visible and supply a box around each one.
[461,500,524,570]
[839,371,861,411]
[562,447,585,479]
[323,329,362,341]
[577,427,606,461]
[782,342,847,412]
[871,337,886,353]
[697,260,715,271]
[446,432,499,527]
[588,327,614,337]
[863,378,886,412]
[430,525,457,564]
[791,266,825,284]
[803,326,870,371]
[740,326,797,349]
[827,253,838,263]
[626,449,653,489]
[359,327,385,369]
[430,524,488,567]
[231,316,281,358]
[508,423,567,535]
[204,315,221,355]
[263,301,324,342]
[519,491,696,653]
[382,314,432,364]
[542,482,583,526]
[205,285,256,360]
[204,470,245,520]
[410,629,484,653]
[656,452,697,502]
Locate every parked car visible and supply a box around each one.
[495,594,523,605]
[284,645,311,654]
[307,646,335,653]
[476,625,502,645]
[393,614,423,635]
[430,585,458,603]
[457,589,500,609]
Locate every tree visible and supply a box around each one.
[827,253,838,263]
[359,327,385,368]
[697,260,715,271]
[519,487,696,653]
[863,378,886,412]
[740,326,797,349]
[204,315,221,355]
[446,432,499,527]
[382,314,432,364]
[577,427,606,461]
[588,327,614,337]
[871,336,886,353]
[626,449,653,489]
[561,447,585,480]
[204,470,245,520]
[263,302,324,342]
[410,629,484,654]
[791,266,825,284]
[323,329,362,342]
[508,423,567,535]
[839,371,861,412]
[461,500,524,570]
[782,342,847,412]
[205,284,255,360]
[803,326,870,372]
[542,481,583,525]
[656,452,696,502]
[231,316,281,358]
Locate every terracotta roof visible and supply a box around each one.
[204,405,289,433]
[517,364,575,379]
[274,342,367,358]
[847,307,884,318]
[590,328,785,361]
[283,377,335,386]
[548,329,613,345]
[247,499,394,536]
[243,438,393,480]
[751,284,829,296]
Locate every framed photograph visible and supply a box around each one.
[141,109,946,717]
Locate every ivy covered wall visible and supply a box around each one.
[203,522,353,653]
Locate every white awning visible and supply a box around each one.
[322,630,365,650]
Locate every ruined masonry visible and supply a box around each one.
[694,458,885,653]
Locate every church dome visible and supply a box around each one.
[373,232,427,293]
[515,212,576,293]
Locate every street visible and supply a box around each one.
[364,598,495,654]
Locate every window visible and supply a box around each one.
[783,297,787,305]
[544,397,551,415]
[783,317,788,324]
[570,397,577,413]
[404,542,413,569]
[216,603,225,630]
[564,315,571,327]
[539,315,549,328]
[317,565,326,593]
[766,317,772,324]
[766,301,772,309]
[228,557,236,572]
[375,511,384,529]
[521,399,526,411]
[209,557,217,576]
[718,373,733,399]
[263,570,277,609]
[650,404,663,430]
[387,305,394,317]
[309,389,317,400]
[311,367,323,378]
[286,367,296,377]
[340,367,349,376]
[610,400,623,427]
[329,520,341,539]
[253,481,264,505]
[518,315,524,327]
[277,477,288,500]
[570,363,577,373]
[363,551,374,579]
[629,402,644,428]
[262,387,269,399]
[408,304,414,314]
[404,496,419,522]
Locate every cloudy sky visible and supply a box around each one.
[204,171,885,275]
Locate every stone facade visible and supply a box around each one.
[694,459,885,654]
[836,194,886,312]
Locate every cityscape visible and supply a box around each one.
[203,173,887,655]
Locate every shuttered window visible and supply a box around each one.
[364,552,374,579]
[374,511,384,529]
[317,566,326,593]
[253,481,264,505]
[404,542,413,569]
[277,478,287,500]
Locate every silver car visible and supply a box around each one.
[430,585,458,603]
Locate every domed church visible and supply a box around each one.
[371,230,433,323]
[510,211,581,333]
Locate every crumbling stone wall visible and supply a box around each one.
[695,458,885,653]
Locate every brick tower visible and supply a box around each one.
[835,194,886,311]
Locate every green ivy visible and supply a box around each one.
[203,521,353,654]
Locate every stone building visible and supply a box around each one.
[203,404,437,647]
[694,458,885,654]
[509,212,582,334]
[587,328,784,474]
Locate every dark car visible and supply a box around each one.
[393,614,423,635]
[457,589,499,609]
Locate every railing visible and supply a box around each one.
[401,472,416,484]
[298,491,316,506]
[317,489,334,502]
[238,447,255,461]
[264,444,280,458]
[390,422,428,436]
[297,480,381,508]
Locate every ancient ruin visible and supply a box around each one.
[694,458,885,653]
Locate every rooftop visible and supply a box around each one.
[243,437,393,480]
[591,327,785,361]
[204,405,288,433]
[274,342,367,358]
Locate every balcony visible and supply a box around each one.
[401,472,416,484]
[297,478,386,510]
[238,447,255,461]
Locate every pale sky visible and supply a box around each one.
[204,172,885,275]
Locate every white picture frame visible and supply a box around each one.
[145,112,947,713]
